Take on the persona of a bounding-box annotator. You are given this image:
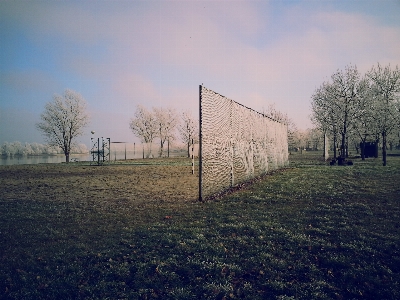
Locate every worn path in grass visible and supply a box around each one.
[1,154,400,299]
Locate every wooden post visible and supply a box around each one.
[324,133,329,161]
[191,138,194,175]
[97,138,100,165]
[199,84,203,201]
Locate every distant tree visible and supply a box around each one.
[350,84,379,160]
[311,65,367,159]
[154,107,178,157]
[36,89,89,163]
[129,105,158,158]
[308,128,324,150]
[287,126,303,151]
[311,81,340,158]
[263,103,297,152]
[178,111,198,158]
[367,63,400,166]
[387,130,400,151]
[1,142,13,156]
[263,103,289,124]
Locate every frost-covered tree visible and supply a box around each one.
[311,65,367,159]
[1,142,14,156]
[154,107,178,157]
[71,143,89,154]
[367,63,400,166]
[178,111,198,158]
[36,89,90,163]
[350,84,380,160]
[311,81,340,158]
[129,105,158,158]
[263,103,297,153]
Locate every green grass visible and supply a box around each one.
[1,152,400,299]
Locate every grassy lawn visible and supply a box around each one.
[1,153,399,299]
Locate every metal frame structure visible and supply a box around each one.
[90,137,111,165]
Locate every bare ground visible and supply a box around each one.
[0,158,199,207]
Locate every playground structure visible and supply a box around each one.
[90,137,111,165]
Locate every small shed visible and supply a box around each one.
[360,142,378,158]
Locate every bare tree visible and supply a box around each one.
[129,105,158,158]
[154,107,178,157]
[330,65,367,159]
[287,126,305,152]
[178,111,199,158]
[263,103,289,124]
[367,63,400,166]
[311,65,367,160]
[263,103,297,153]
[351,85,379,160]
[311,81,340,158]
[36,89,89,163]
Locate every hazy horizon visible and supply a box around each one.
[1,0,400,146]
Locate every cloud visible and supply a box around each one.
[1,0,400,136]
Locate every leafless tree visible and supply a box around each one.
[36,89,89,163]
[178,111,199,158]
[129,105,158,158]
[367,63,400,166]
[263,103,289,124]
[311,82,340,158]
[350,85,380,160]
[311,65,367,159]
[154,107,178,157]
[263,103,297,153]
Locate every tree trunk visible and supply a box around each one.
[354,142,359,154]
[187,142,190,158]
[65,152,70,163]
[340,132,346,158]
[333,135,337,159]
[361,140,366,161]
[382,131,387,166]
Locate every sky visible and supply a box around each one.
[1,0,400,146]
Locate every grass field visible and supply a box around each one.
[1,153,399,299]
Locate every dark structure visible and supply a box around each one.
[360,142,378,158]
[90,137,111,165]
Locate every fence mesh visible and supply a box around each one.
[200,86,289,199]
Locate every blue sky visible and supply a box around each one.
[1,0,400,146]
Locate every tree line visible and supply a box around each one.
[33,87,333,163]
[311,63,400,166]
[129,105,198,158]
[33,88,294,163]
[32,89,199,162]
[0,141,88,157]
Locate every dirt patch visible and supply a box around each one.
[0,158,199,206]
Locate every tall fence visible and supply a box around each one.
[199,85,289,200]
